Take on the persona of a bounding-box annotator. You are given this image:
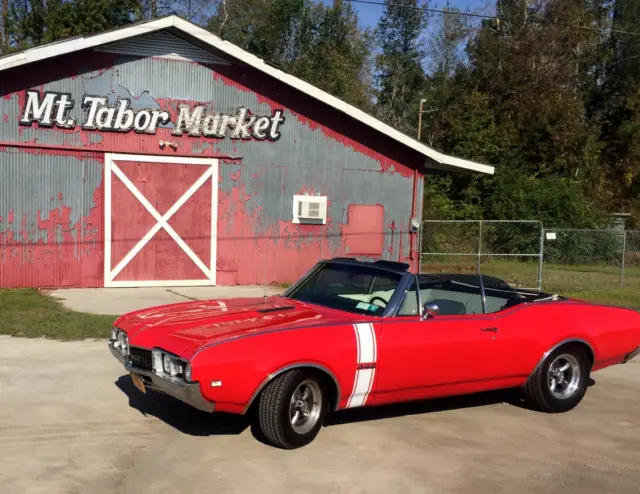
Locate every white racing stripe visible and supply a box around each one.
[346,323,378,408]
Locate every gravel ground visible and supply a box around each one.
[1,335,639,494]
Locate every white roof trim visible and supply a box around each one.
[0,15,494,175]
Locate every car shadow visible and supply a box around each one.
[115,375,250,436]
[325,388,522,426]
[116,374,555,441]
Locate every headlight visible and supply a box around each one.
[111,328,129,357]
[118,332,128,355]
[185,364,192,382]
[152,349,163,373]
[163,354,183,376]
[153,349,188,379]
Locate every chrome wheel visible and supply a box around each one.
[548,353,581,399]
[289,379,322,434]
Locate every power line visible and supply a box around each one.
[344,0,640,36]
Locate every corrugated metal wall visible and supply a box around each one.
[0,147,104,288]
[0,33,423,288]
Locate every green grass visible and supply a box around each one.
[0,289,117,340]
[562,289,640,309]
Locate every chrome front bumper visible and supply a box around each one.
[622,346,640,364]
[108,341,215,413]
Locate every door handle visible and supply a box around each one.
[481,327,499,333]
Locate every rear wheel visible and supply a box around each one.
[523,344,590,413]
[257,369,328,449]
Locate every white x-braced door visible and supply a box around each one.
[104,153,218,287]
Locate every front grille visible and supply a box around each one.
[129,347,152,371]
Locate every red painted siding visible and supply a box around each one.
[0,149,104,288]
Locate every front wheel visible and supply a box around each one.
[257,369,328,449]
[523,344,590,413]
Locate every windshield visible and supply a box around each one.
[284,262,403,315]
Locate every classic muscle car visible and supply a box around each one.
[109,258,640,449]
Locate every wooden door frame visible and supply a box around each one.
[104,153,218,287]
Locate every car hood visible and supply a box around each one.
[114,296,358,358]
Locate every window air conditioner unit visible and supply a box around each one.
[293,195,327,224]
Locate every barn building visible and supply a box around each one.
[0,16,493,289]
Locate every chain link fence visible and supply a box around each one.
[419,220,544,291]
[420,221,640,295]
[542,229,631,292]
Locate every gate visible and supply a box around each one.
[419,220,544,291]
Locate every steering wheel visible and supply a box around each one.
[369,296,388,308]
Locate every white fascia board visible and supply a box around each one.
[0,17,174,71]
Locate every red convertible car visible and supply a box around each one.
[109,258,640,449]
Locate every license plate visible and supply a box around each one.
[131,373,146,394]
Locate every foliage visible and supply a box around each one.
[374,0,429,133]
[5,0,141,50]
[483,167,602,228]
[543,230,626,265]
[208,0,374,110]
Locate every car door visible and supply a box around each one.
[374,274,522,405]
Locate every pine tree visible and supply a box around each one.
[374,0,429,134]
[7,0,140,48]
[207,0,373,109]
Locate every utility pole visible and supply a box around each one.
[417,98,427,140]
[418,100,442,143]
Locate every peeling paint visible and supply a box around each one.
[0,149,103,287]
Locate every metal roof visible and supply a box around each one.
[0,15,494,175]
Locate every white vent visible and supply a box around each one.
[293,195,327,225]
[94,31,231,65]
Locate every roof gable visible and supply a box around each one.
[94,30,231,65]
[0,15,494,175]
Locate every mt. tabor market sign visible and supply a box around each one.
[19,90,286,140]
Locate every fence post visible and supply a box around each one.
[477,220,483,275]
[620,230,627,289]
[538,223,545,292]
[418,221,423,275]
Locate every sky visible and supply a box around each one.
[321,0,494,29]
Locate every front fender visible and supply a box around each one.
[242,361,342,414]
[189,324,357,414]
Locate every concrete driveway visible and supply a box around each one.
[49,285,283,315]
[1,335,639,493]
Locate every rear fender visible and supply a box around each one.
[525,337,596,383]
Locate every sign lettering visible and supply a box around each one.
[19,90,285,140]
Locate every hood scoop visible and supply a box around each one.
[256,305,296,314]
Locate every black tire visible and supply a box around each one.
[523,344,590,413]
[257,369,328,449]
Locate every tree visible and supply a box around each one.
[207,0,373,110]
[7,0,140,49]
[374,0,429,133]
[596,0,640,211]
[208,0,309,66]
[420,4,475,148]
[1,0,9,53]
[302,0,373,109]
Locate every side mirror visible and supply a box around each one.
[422,302,439,319]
